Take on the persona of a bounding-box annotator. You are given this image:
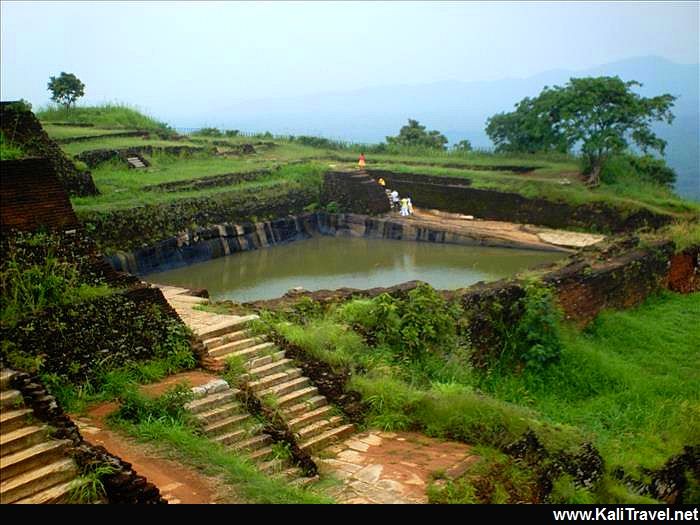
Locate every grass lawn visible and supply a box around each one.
[43,124,142,140]
[62,136,202,156]
[477,291,700,474]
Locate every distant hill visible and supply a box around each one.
[190,56,699,200]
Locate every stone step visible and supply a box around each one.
[276,386,319,409]
[0,408,33,434]
[290,474,319,488]
[300,424,355,453]
[0,457,77,504]
[230,434,271,453]
[209,337,265,358]
[184,390,237,414]
[169,294,208,305]
[275,466,304,482]
[296,416,344,441]
[1,370,16,391]
[246,350,286,370]
[213,342,276,363]
[283,396,328,418]
[258,458,286,474]
[248,445,275,462]
[258,377,310,399]
[195,403,243,425]
[196,315,259,339]
[14,479,75,504]
[0,389,22,410]
[0,425,47,458]
[246,358,293,379]
[213,428,250,447]
[203,413,251,437]
[203,330,252,351]
[288,405,335,431]
[0,439,71,480]
[249,369,302,393]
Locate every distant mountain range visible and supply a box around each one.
[184,56,699,200]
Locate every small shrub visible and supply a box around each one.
[111,383,194,425]
[68,463,116,503]
[324,201,339,213]
[514,281,563,370]
[195,127,222,137]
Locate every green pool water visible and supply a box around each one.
[147,236,565,302]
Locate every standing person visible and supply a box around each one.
[358,152,366,168]
[407,196,414,215]
[390,189,400,210]
[400,197,409,216]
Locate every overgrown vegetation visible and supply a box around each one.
[0,130,25,159]
[0,231,113,329]
[68,463,115,504]
[267,284,699,503]
[37,103,171,132]
[106,385,332,503]
[0,231,195,411]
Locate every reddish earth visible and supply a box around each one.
[71,369,233,504]
[667,252,699,293]
[139,370,219,397]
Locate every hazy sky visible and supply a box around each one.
[2,1,698,117]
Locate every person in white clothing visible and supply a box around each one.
[390,190,400,210]
[406,197,414,215]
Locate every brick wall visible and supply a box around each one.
[1,158,80,234]
[367,169,672,233]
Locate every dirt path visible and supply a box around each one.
[317,430,477,504]
[71,370,235,504]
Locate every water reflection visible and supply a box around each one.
[149,236,564,302]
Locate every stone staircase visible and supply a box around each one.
[184,379,311,484]
[126,155,148,169]
[199,320,355,454]
[0,369,83,504]
[155,284,355,455]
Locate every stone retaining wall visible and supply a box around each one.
[0,158,81,234]
[461,239,679,367]
[366,169,672,233]
[320,171,391,215]
[106,212,566,276]
[75,145,207,168]
[0,102,98,196]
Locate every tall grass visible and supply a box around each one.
[0,131,25,160]
[116,419,333,503]
[36,103,171,131]
[477,291,700,475]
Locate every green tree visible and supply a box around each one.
[452,139,473,152]
[386,119,448,150]
[486,91,571,154]
[47,72,85,109]
[554,77,675,185]
[486,76,676,186]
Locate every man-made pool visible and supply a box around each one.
[148,236,565,302]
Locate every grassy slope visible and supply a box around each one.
[72,157,325,212]
[39,104,697,232]
[478,291,700,474]
[269,289,698,502]
[36,103,170,131]
[43,124,141,140]
[62,136,200,156]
